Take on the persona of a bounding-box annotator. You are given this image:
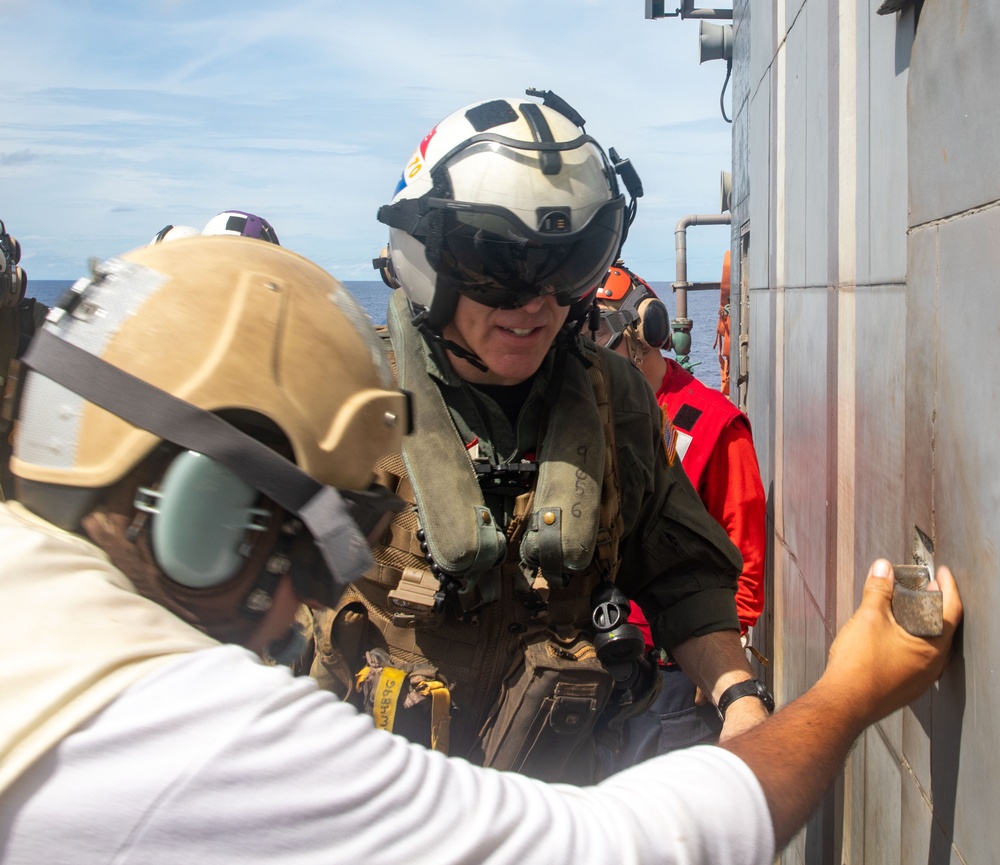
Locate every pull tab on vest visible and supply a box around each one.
[387,292,605,585]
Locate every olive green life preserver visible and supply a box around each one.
[387,290,608,589]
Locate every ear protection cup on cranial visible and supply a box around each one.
[634,295,671,349]
[134,450,272,589]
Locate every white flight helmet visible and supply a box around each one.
[203,210,280,245]
[377,88,639,331]
[149,224,201,245]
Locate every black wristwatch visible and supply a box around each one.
[717,679,775,720]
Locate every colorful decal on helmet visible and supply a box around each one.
[392,125,439,198]
[406,150,424,181]
[661,406,678,467]
[391,147,424,197]
[418,125,438,159]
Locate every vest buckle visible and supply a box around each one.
[474,459,538,496]
[388,566,445,627]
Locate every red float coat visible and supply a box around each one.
[632,359,767,645]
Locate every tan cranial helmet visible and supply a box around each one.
[14,236,403,489]
[12,236,410,591]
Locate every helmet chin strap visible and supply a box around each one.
[409,297,491,374]
[441,335,490,373]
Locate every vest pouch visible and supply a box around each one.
[478,628,613,784]
[592,651,664,755]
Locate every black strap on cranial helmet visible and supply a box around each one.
[524,88,587,129]
[519,102,561,175]
[20,328,404,595]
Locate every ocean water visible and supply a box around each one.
[27,279,727,391]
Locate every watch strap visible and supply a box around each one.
[717,678,775,719]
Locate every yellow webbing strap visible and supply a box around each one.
[356,665,407,733]
[414,680,452,754]
[356,666,452,750]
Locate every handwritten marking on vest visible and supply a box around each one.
[572,445,588,518]
[373,667,406,732]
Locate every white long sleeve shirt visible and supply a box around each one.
[0,501,774,865]
[1,645,773,865]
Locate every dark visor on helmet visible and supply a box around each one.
[421,196,625,309]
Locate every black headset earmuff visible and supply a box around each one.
[134,449,273,589]
[634,295,671,350]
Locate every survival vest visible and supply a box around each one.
[306,292,634,782]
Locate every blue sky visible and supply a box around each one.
[1,0,734,283]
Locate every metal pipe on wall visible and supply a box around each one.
[672,212,731,318]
